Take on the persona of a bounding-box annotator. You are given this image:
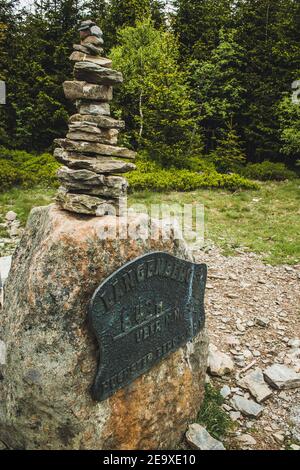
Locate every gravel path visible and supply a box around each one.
[194,247,300,450]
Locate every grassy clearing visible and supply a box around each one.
[0,180,299,265]
[129,179,300,265]
[0,187,56,226]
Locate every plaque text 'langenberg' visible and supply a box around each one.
[89,252,207,401]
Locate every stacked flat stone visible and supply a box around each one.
[54,20,136,216]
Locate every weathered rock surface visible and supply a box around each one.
[288,339,300,349]
[63,81,113,101]
[236,434,257,447]
[0,204,208,449]
[81,35,104,47]
[57,167,128,197]
[208,344,234,376]
[76,100,111,116]
[186,424,225,450]
[56,189,118,216]
[73,44,103,55]
[54,149,136,174]
[5,211,17,222]
[220,385,231,399]
[69,51,112,67]
[231,395,263,418]
[55,138,136,159]
[74,62,123,86]
[81,44,103,56]
[289,405,300,442]
[264,364,300,390]
[239,368,273,403]
[69,114,125,129]
[66,129,118,145]
[68,122,118,136]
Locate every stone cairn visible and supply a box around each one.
[54,20,136,216]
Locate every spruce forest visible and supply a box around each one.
[0,0,299,190]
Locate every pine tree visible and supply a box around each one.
[2,0,80,150]
[276,94,300,163]
[173,0,232,61]
[209,121,246,173]
[0,0,20,146]
[105,0,165,49]
[190,28,246,155]
[234,0,300,162]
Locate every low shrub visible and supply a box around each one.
[127,162,259,192]
[241,161,297,181]
[0,160,24,191]
[0,147,59,192]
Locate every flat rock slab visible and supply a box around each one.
[81,35,104,47]
[76,101,111,116]
[208,344,234,376]
[64,81,113,101]
[55,138,136,160]
[186,424,225,450]
[69,51,112,67]
[0,204,208,449]
[56,189,120,216]
[54,149,136,174]
[57,167,127,198]
[68,123,118,136]
[263,364,300,390]
[66,129,118,145]
[73,44,103,56]
[74,62,123,86]
[231,395,264,418]
[69,114,125,129]
[239,368,273,403]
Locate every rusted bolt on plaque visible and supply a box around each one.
[89,252,207,401]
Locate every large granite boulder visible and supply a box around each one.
[0,205,208,450]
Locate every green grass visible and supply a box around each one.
[0,187,56,226]
[129,179,300,265]
[197,384,232,442]
[0,180,299,265]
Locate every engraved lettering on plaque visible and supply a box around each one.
[89,252,207,401]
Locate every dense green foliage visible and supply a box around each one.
[127,159,259,192]
[110,20,203,167]
[0,0,299,180]
[242,161,297,181]
[0,146,59,191]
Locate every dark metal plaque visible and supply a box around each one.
[89,252,207,401]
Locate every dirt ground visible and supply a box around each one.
[194,246,300,450]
